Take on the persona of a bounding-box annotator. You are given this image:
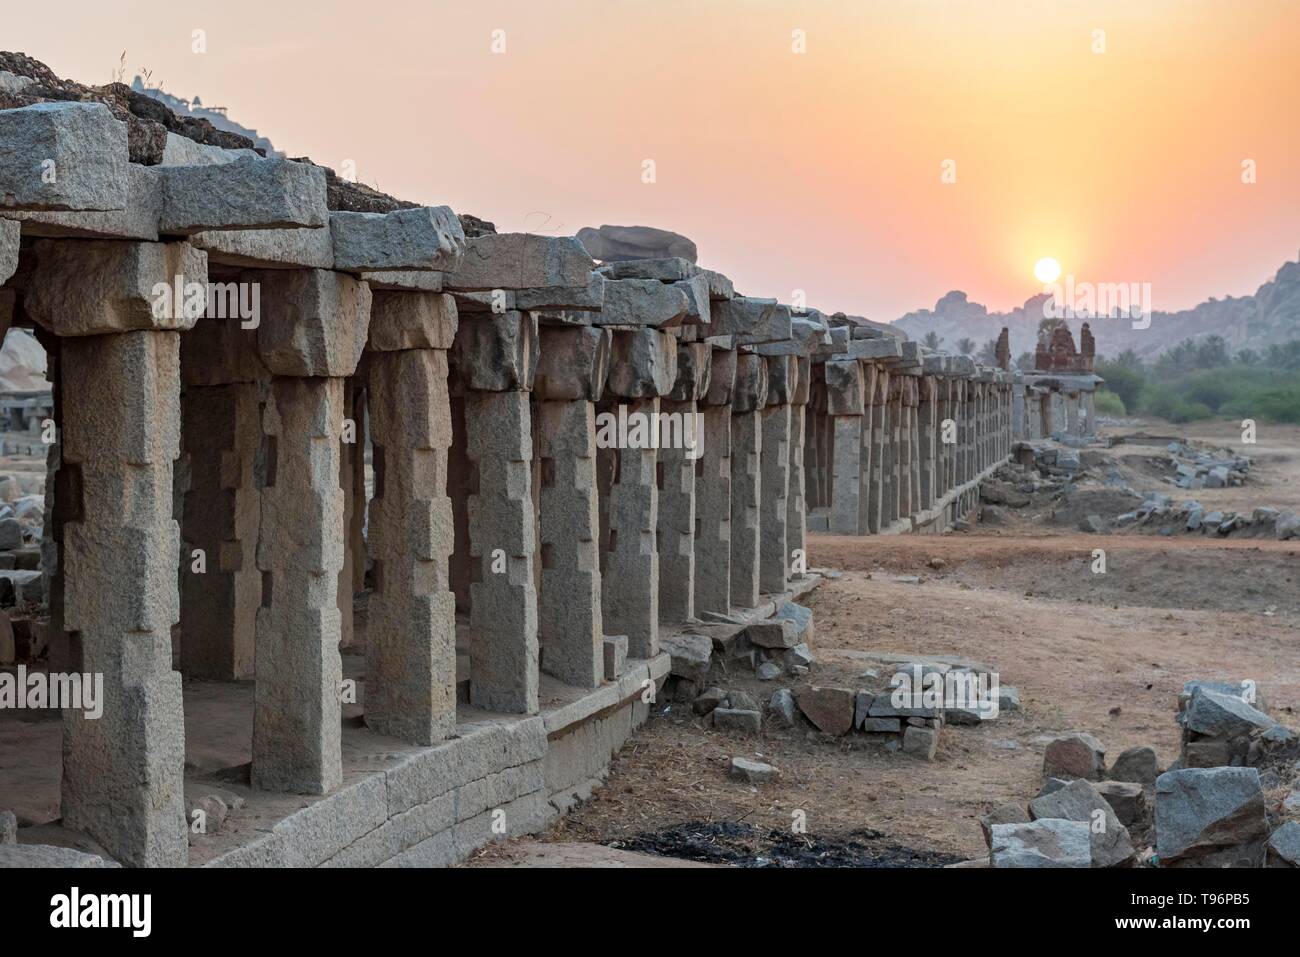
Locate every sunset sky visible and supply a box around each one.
[8,0,1299,320]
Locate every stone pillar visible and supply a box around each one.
[918,375,936,510]
[1083,390,1096,436]
[885,376,902,526]
[338,373,365,650]
[656,342,708,624]
[730,353,767,606]
[1012,382,1026,440]
[856,363,877,534]
[868,367,888,533]
[250,267,369,793]
[898,378,914,519]
[788,357,810,579]
[535,325,609,688]
[455,310,539,713]
[602,327,675,657]
[364,289,458,743]
[759,356,793,593]
[62,331,188,866]
[694,348,736,616]
[825,359,864,535]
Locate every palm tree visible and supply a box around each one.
[922,330,943,350]
[957,337,976,356]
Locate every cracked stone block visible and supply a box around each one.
[538,398,603,688]
[606,327,677,398]
[26,238,207,336]
[711,297,792,345]
[253,376,345,794]
[60,330,187,867]
[0,102,128,210]
[596,278,691,328]
[366,348,457,744]
[444,233,591,289]
[367,290,457,352]
[466,390,539,713]
[453,311,537,392]
[535,325,610,401]
[3,162,160,241]
[158,156,328,233]
[331,206,465,272]
[252,267,371,377]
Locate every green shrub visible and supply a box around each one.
[1094,390,1127,416]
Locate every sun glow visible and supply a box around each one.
[1034,257,1062,284]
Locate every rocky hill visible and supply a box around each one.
[895,257,1300,361]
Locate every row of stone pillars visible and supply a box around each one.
[806,360,1014,534]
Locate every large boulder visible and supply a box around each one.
[794,685,855,736]
[989,820,1091,868]
[575,224,697,263]
[1109,746,1159,785]
[1029,779,1136,867]
[1154,767,1268,867]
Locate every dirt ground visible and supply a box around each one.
[468,418,1300,867]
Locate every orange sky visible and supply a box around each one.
[8,0,1299,319]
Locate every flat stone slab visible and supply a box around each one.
[0,102,128,211]
[470,841,717,867]
[0,843,119,868]
[158,157,328,233]
[445,233,591,289]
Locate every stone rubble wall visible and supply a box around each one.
[0,69,1015,867]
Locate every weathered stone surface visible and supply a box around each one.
[990,820,1091,868]
[26,239,207,336]
[980,803,1030,847]
[535,325,610,400]
[0,102,128,210]
[903,725,938,760]
[1094,781,1146,827]
[159,132,258,167]
[0,844,119,868]
[603,635,628,681]
[745,620,797,649]
[1029,779,1135,867]
[711,297,792,345]
[443,232,590,290]
[675,274,711,326]
[1043,732,1106,781]
[576,224,696,263]
[1109,746,1159,785]
[596,278,691,328]
[367,290,457,352]
[795,685,855,735]
[453,311,538,392]
[597,258,695,282]
[606,327,677,397]
[4,162,161,241]
[0,219,17,284]
[703,348,738,407]
[825,360,866,415]
[1267,821,1300,867]
[730,757,779,783]
[514,273,605,311]
[659,633,712,686]
[159,157,328,232]
[731,354,769,414]
[253,267,371,377]
[668,342,712,403]
[1182,687,1275,738]
[189,223,334,269]
[699,267,734,300]
[1155,767,1268,867]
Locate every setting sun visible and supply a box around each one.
[1034,257,1062,284]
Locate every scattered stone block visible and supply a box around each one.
[746,619,797,649]
[767,688,799,726]
[1155,767,1268,867]
[980,802,1031,847]
[755,661,782,681]
[729,757,779,784]
[783,643,814,670]
[1028,778,1135,867]
[989,820,1091,868]
[1266,821,1300,867]
[902,725,938,760]
[1094,780,1146,826]
[659,632,713,686]
[1043,732,1106,781]
[0,844,120,868]
[795,685,856,736]
[773,601,813,644]
[693,686,726,715]
[860,717,901,733]
[1109,746,1159,785]
[712,708,761,734]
